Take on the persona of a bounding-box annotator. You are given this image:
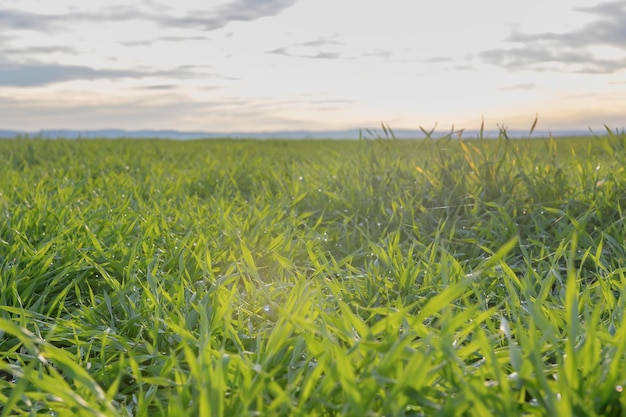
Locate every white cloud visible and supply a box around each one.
[480,1,626,73]
[0,0,624,132]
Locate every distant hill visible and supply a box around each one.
[0,130,24,138]
[0,128,593,140]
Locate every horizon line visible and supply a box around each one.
[2,126,622,140]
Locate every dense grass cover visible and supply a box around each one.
[1,131,626,416]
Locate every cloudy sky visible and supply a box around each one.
[1,0,625,133]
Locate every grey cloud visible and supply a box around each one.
[121,36,208,47]
[482,46,626,73]
[0,8,58,31]
[121,39,158,47]
[132,84,220,91]
[482,47,592,67]
[310,51,342,60]
[217,0,298,21]
[0,61,199,87]
[573,1,626,46]
[269,38,397,61]
[268,48,345,59]
[422,56,453,63]
[363,50,393,59]
[135,84,179,90]
[453,65,477,71]
[507,2,626,48]
[480,1,626,73]
[267,46,288,55]
[0,7,146,33]
[267,46,345,60]
[158,36,207,42]
[500,83,535,91]
[0,0,298,35]
[155,0,299,31]
[267,36,353,60]
[298,37,343,48]
[0,63,139,86]
[2,45,77,56]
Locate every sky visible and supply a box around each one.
[0,0,625,133]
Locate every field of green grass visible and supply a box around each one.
[1,130,626,416]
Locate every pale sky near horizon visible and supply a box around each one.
[0,0,625,133]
